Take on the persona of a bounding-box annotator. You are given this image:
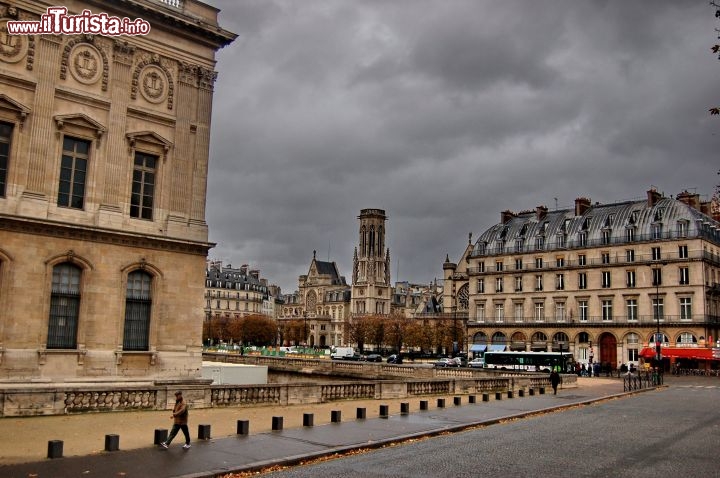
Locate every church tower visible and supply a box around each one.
[351,209,391,315]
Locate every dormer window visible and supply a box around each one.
[654,208,664,221]
[582,217,591,230]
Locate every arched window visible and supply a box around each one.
[48,263,82,349]
[553,332,569,343]
[472,331,488,343]
[676,333,697,345]
[123,270,152,351]
[491,332,506,343]
[532,331,548,342]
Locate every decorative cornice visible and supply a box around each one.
[0,215,212,256]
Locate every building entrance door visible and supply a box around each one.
[599,333,617,371]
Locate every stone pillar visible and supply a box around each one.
[26,36,63,196]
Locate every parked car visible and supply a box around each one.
[364,354,382,362]
[434,358,458,368]
[452,356,468,367]
[387,354,403,364]
[468,358,485,368]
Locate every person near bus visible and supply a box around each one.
[549,370,561,395]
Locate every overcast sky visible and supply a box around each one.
[203,0,719,294]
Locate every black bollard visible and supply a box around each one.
[236,420,250,436]
[104,434,119,452]
[154,429,168,445]
[331,410,342,423]
[47,440,63,459]
[198,424,211,440]
[303,413,314,427]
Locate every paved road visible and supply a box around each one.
[261,379,720,478]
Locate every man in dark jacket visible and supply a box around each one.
[549,370,561,395]
[160,391,190,449]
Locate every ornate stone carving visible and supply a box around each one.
[0,19,28,63]
[61,36,109,90]
[112,39,135,65]
[178,61,198,86]
[131,53,175,110]
[198,66,217,91]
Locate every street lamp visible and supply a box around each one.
[652,262,667,375]
[654,270,661,366]
[303,312,308,348]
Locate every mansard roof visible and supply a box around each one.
[473,194,720,257]
[206,264,267,292]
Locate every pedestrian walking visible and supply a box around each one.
[160,391,191,450]
[549,370,561,395]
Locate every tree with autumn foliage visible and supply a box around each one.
[383,313,413,353]
[277,319,307,346]
[235,314,278,346]
[345,315,377,352]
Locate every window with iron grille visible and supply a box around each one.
[47,263,81,349]
[57,136,89,209]
[626,299,638,321]
[578,301,588,321]
[0,121,12,197]
[130,152,157,220]
[679,297,692,320]
[602,300,613,321]
[626,249,635,262]
[123,270,152,351]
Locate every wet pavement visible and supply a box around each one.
[0,379,636,478]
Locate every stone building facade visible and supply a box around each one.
[280,251,351,347]
[0,0,235,381]
[204,261,274,323]
[443,188,720,370]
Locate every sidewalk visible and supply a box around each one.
[0,378,637,478]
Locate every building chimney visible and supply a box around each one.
[250,269,259,279]
[574,197,591,216]
[501,210,516,224]
[240,264,248,275]
[536,205,548,221]
[676,190,700,211]
[647,188,662,208]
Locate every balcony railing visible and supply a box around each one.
[466,249,720,275]
[467,314,719,326]
[470,229,720,259]
[154,0,183,8]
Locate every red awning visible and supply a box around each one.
[639,347,716,360]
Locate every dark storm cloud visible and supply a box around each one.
[204,0,719,292]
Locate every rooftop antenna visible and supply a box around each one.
[554,197,558,210]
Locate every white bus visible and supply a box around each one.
[483,351,574,373]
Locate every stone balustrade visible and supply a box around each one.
[0,354,571,416]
